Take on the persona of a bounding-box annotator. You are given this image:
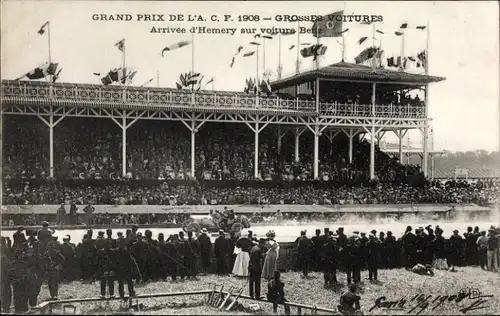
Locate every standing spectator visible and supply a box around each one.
[448,230,463,271]
[296,230,313,277]
[267,271,290,316]
[83,204,95,227]
[197,229,212,274]
[249,238,265,300]
[56,204,66,226]
[476,231,488,270]
[214,230,229,275]
[486,229,498,272]
[69,202,78,225]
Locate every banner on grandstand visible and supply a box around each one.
[454,168,468,180]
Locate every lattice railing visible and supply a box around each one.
[2,80,425,118]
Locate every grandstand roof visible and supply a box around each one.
[270,62,446,90]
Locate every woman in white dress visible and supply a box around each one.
[232,230,253,277]
[262,230,280,280]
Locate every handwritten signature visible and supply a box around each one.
[369,289,493,315]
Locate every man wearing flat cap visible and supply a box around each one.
[448,229,463,271]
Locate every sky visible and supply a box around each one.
[1,1,499,152]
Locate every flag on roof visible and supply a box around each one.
[262,35,273,39]
[416,26,427,30]
[387,57,395,67]
[187,72,203,85]
[376,30,384,34]
[52,68,63,83]
[141,78,154,87]
[259,79,273,95]
[249,41,261,46]
[408,56,416,62]
[24,62,59,80]
[235,46,243,55]
[311,10,344,38]
[300,44,327,59]
[395,31,404,36]
[254,34,261,38]
[243,51,255,57]
[354,47,380,64]
[38,22,49,35]
[161,41,191,56]
[358,37,368,45]
[288,45,295,50]
[400,23,408,29]
[205,77,214,85]
[230,57,235,68]
[176,82,183,90]
[417,51,427,69]
[101,69,119,85]
[115,39,125,52]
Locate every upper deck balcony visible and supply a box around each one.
[2,79,426,119]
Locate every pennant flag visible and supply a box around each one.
[408,56,416,62]
[387,57,395,67]
[354,47,380,64]
[254,34,261,38]
[400,23,408,29]
[300,44,327,59]
[262,35,273,40]
[416,26,427,30]
[243,51,255,57]
[93,72,100,76]
[416,62,421,68]
[358,37,368,45]
[38,22,49,35]
[101,69,119,85]
[339,28,349,34]
[311,10,344,38]
[417,51,427,69]
[259,79,272,95]
[141,78,154,87]
[176,82,183,90]
[230,57,235,68]
[205,77,214,85]
[52,68,63,83]
[187,72,202,85]
[235,46,243,55]
[115,39,125,52]
[376,30,384,34]
[249,41,261,46]
[288,45,295,50]
[301,42,312,46]
[161,41,191,56]
[395,31,404,36]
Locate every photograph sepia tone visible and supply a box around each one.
[0,0,499,315]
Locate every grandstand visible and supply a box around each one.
[3,62,498,221]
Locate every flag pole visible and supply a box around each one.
[399,29,405,72]
[263,38,266,75]
[425,21,429,74]
[122,39,126,86]
[47,21,52,82]
[372,23,376,70]
[256,45,260,87]
[296,20,300,74]
[191,32,195,92]
[341,2,346,62]
[315,9,319,70]
[277,33,282,79]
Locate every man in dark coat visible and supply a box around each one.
[46,242,65,300]
[57,203,66,226]
[37,222,53,253]
[83,204,95,227]
[322,234,339,286]
[80,234,97,282]
[366,234,381,281]
[13,226,27,250]
[164,235,180,281]
[214,230,230,275]
[464,227,478,266]
[402,226,417,268]
[296,230,313,277]
[61,235,76,282]
[448,229,463,269]
[187,231,200,278]
[115,237,137,300]
[197,229,212,274]
[345,236,362,285]
[248,239,265,299]
[69,202,78,225]
[311,229,322,271]
[1,238,13,313]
